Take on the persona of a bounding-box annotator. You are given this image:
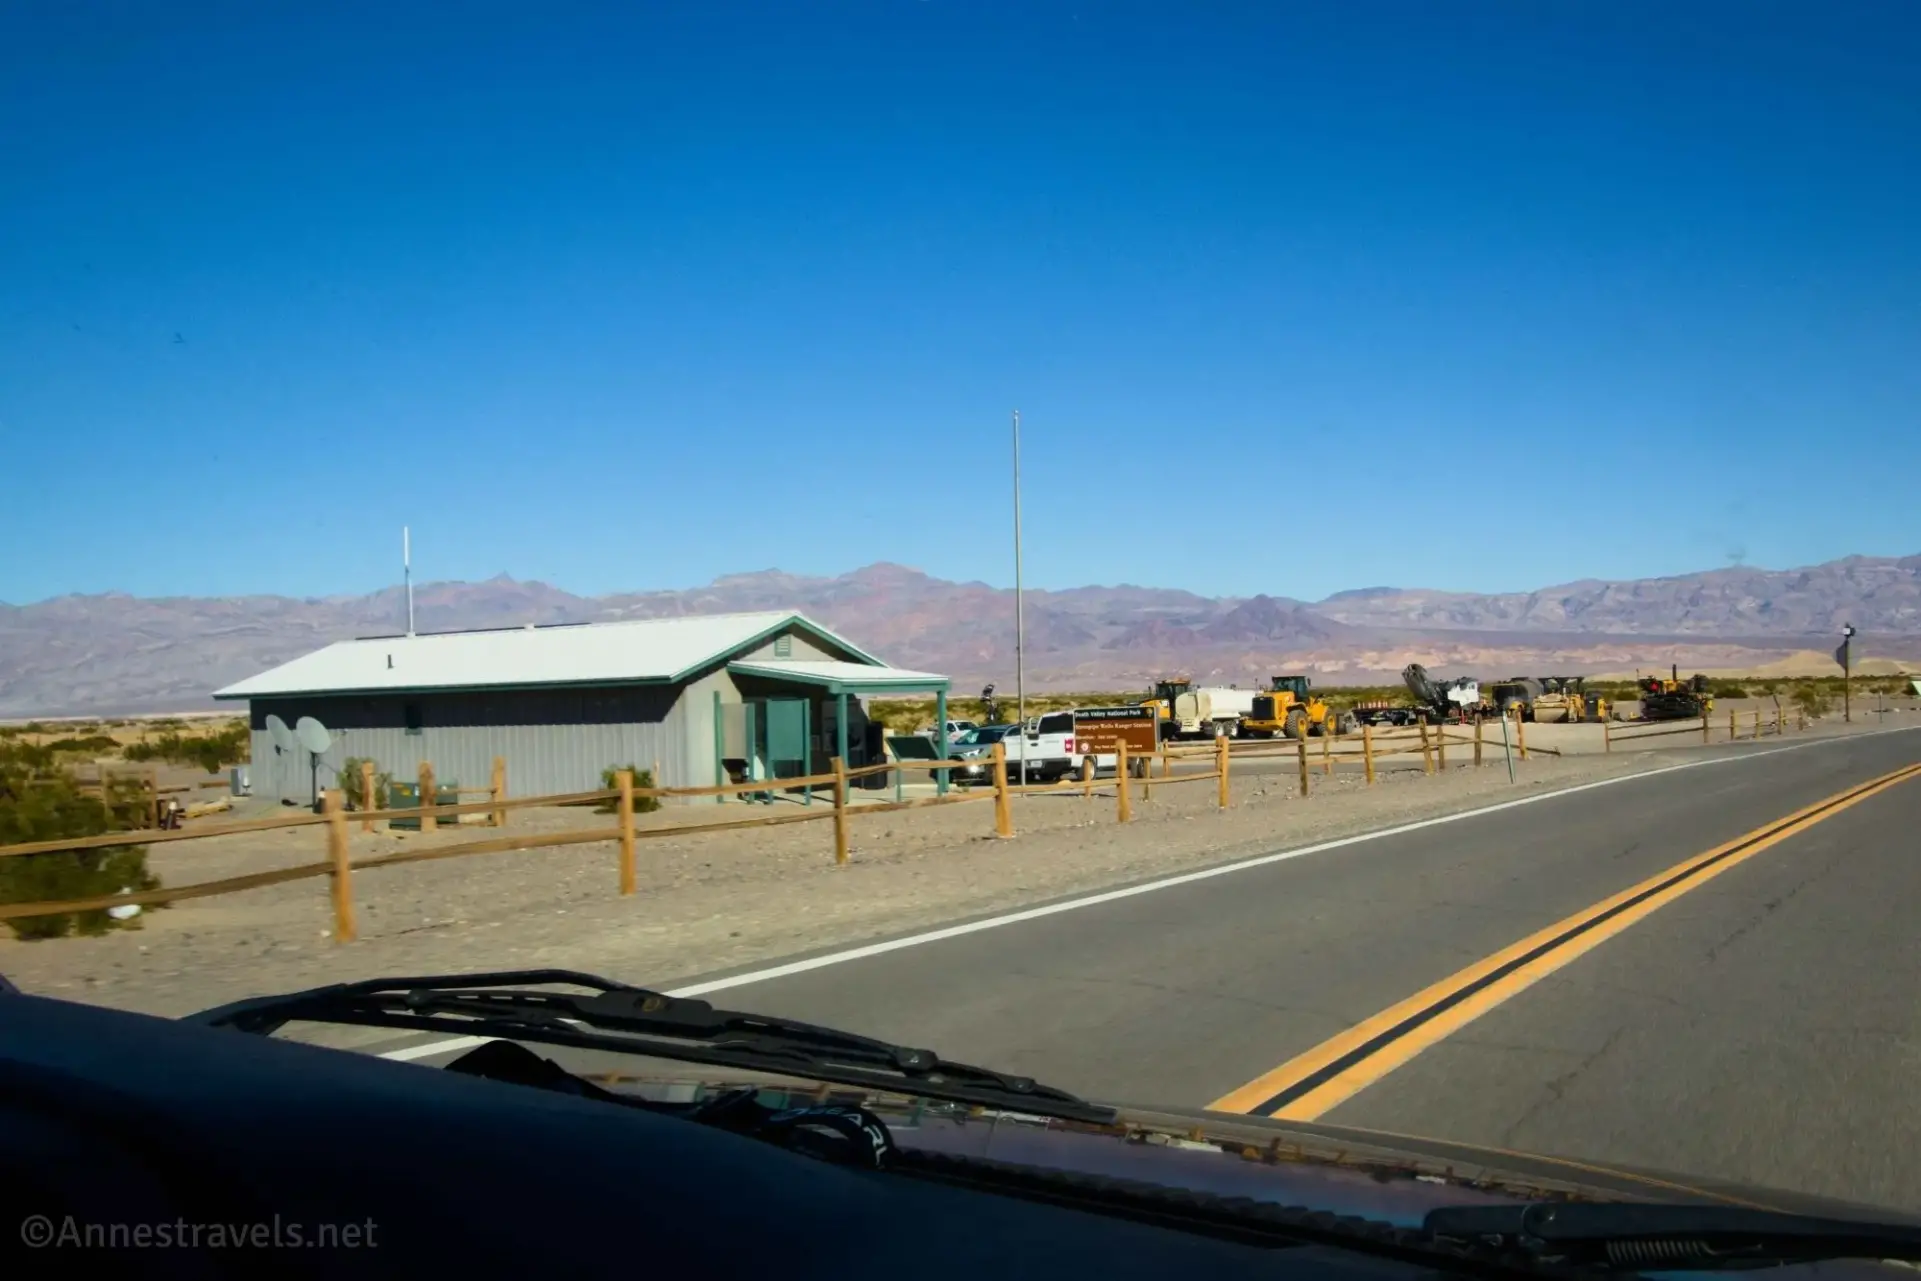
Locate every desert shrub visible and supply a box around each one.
[44,734,120,757]
[335,757,393,810]
[1790,683,1832,717]
[0,743,160,941]
[123,722,250,773]
[598,766,661,814]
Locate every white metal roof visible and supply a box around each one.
[726,659,948,690]
[213,611,883,699]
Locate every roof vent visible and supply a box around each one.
[387,654,394,669]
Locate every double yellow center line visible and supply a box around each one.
[1209,760,1921,1121]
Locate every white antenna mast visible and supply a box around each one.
[403,526,415,636]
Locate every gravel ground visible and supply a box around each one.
[1,711,1902,1019]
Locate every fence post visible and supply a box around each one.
[1116,740,1132,822]
[1082,754,1094,801]
[991,741,1013,838]
[1216,735,1230,809]
[617,769,637,895]
[1798,706,1806,733]
[831,756,850,865]
[1514,710,1528,761]
[1296,733,1310,797]
[1603,715,1612,754]
[490,756,507,828]
[1728,708,1736,742]
[1143,744,1155,802]
[323,789,355,943]
[1362,722,1376,785]
[1436,722,1448,771]
[1418,720,1434,774]
[1702,714,1711,745]
[1320,726,1332,776]
[1474,716,1485,766]
[418,762,437,832]
[360,760,376,834]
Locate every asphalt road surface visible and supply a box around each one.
[383,727,1921,1215]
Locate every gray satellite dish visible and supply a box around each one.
[295,716,333,755]
[293,716,333,809]
[265,714,294,753]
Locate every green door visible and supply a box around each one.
[764,698,807,777]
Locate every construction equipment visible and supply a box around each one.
[1486,678,1540,720]
[1640,665,1713,721]
[1169,685,1259,740]
[1350,699,1421,728]
[1140,678,1194,741]
[1527,676,1597,723]
[1403,665,1494,724]
[1241,675,1347,739]
[1568,679,1609,724]
[1482,675,1610,723]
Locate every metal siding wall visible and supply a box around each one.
[245,686,685,803]
[672,667,740,798]
[250,729,301,804]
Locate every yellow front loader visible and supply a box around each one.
[1241,675,1344,739]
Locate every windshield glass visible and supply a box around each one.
[4,1,1916,1231]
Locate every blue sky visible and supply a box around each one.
[3,1,1917,605]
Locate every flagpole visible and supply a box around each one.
[1012,410,1025,734]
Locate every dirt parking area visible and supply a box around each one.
[1,711,1902,1021]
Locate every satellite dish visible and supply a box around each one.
[295,716,333,755]
[266,714,294,753]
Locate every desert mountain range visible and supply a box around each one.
[3,555,1918,716]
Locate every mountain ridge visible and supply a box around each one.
[2,554,1916,715]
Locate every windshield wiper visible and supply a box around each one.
[1427,1201,1921,1270]
[190,969,1114,1125]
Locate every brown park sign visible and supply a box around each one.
[1072,706,1160,756]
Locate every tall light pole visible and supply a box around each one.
[1841,622,1855,723]
[403,526,415,636]
[1012,409,1026,734]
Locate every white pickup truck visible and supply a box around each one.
[1007,711,1082,782]
[949,714,1084,783]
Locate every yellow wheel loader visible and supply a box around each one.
[1241,675,1347,739]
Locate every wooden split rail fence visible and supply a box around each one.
[1,705,1808,942]
[1602,704,1800,751]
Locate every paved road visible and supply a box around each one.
[394,728,1921,1214]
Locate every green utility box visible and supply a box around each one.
[388,781,460,830]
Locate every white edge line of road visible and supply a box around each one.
[379,723,1920,1062]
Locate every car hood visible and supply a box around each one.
[599,1069,1916,1261]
